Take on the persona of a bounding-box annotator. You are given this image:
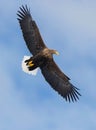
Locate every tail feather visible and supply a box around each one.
[21,55,38,75]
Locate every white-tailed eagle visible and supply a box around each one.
[17,5,81,102]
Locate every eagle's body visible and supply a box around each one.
[17,5,81,102]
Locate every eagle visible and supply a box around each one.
[17,5,81,102]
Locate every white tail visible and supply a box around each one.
[21,55,39,75]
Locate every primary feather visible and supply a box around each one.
[17,5,81,102]
[40,59,81,102]
[17,5,46,56]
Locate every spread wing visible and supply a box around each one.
[17,5,46,56]
[41,59,81,102]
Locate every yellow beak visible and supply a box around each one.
[55,51,59,55]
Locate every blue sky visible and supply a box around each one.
[0,0,96,130]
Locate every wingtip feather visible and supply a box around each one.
[64,84,81,102]
[17,5,31,21]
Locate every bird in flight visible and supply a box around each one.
[17,5,81,102]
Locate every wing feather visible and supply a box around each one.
[41,59,81,102]
[17,5,46,55]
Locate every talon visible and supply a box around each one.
[28,61,34,67]
[29,63,34,67]
[29,61,32,64]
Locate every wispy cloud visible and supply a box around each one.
[0,0,96,130]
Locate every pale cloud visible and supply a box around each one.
[0,1,96,130]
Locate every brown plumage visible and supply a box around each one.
[17,5,81,102]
